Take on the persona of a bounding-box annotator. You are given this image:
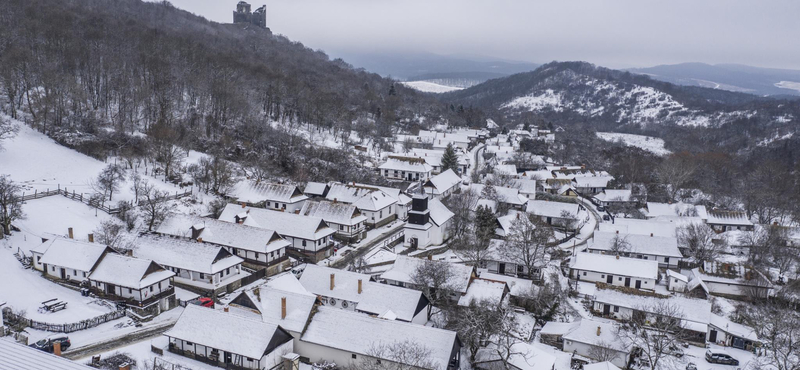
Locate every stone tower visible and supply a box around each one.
[233,1,267,29]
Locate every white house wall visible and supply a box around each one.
[570,269,656,291]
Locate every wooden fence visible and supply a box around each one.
[15,188,192,215]
[239,267,268,287]
[1,307,126,333]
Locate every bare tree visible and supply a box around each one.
[656,152,697,202]
[410,259,456,320]
[138,180,172,231]
[93,219,127,251]
[677,223,722,264]
[448,299,514,364]
[442,188,480,241]
[499,214,554,280]
[0,115,19,149]
[0,175,25,237]
[517,272,565,324]
[616,302,687,370]
[608,233,632,255]
[350,340,437,370]
[587,341,623,364]
[740,299,800,370]
[95,163,127,201]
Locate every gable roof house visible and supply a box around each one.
[164,305,294,370]
[380,256,475,302]
[298,264,430,325]
[470,183,529,210]
[300,200,368,242]
[562,319,633,369]
[32,238,115,283]
[592,189,636,207]
[700,207,755,232]
[219,204,335,263]
[379,156,433,182]
[303,181,330,198]
[479,238,548,281]
[326,183,398,228]
[457,278,510,307]
[156,214,290,268]
[231,182,309,213]
[297,307,462,370]
[354,182,413,221]
[0,339,95,370]
[587,231,683,268]
[423,169,462,199]
[569,253,659,291]
[474,342,556,370]
[88,253,176,314]
[133,235,246,296]
[571,174,614,195]
[687,262,774,299]
[403,189,455,250]
[526,200,585,231]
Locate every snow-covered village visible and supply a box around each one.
[2,1,800,370]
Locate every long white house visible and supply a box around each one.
[569,253,659,291]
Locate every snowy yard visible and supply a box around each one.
[596,132,671,156]
[15,196,114,244]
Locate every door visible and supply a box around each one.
[732,337,744,349]
[60,268,66,279]
[624,277,631,287]
[635,280,642,289]
[498,263,506,274]
[106,283,115,295]
[709,329,718,343]
[603,304,610,315]
[606,275,613,284]
[224,352,232,364]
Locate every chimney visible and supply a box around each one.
[53,341,62,357]
[650,233,653,237]
[68,227,74,239]
[330,274,335,290]
[282,353,301,370]
[616,230,619,234]
[197,237,203,243]
[427,254,432,260]
[596,326,601,336]
[224,305,229,313]
[125,250,133,257]
[88,233,94,243]
[281,297,287,319]
[616,255,619,260]
[358,279,363,294]
[241,202,246,208]
[119,364,131,370]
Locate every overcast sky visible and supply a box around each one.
[160,0,800,70]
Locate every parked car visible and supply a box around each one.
[686,362,697,370]
[30,336,71,352]
[705,350,739,365]
[188,297,214,308]
[597,206,605,212]
[291,264,307,278]
[602,215,611,221]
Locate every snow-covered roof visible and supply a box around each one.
[429,198,454,226]
[513,179,538,195]
[133,235,242,274]
[325,183,398,211]
[494,164,518,176]
[379,157,433,173]
[299,265,426,322]
[302,307,459,370]
[424,169,461,195]
[0,339,95,370]
[570,253,658,280]
[258,285,317,333]
[157,214,289,254]
[303,181,329,196]
[592,288,712,325]
[694,262,773,288]
[38,238,111,272]
[588,232,682,258]
[666,269,688,283]
[598,218,679,238]
[563,319,632,352]
[353,190,397,212]
[584,361,622,370]
[89,253,174,289]
[709,314,759,342]
[704,209,753,226]
[300,201,366,226]
[572,176,613,188]
[380,256,474,294]
[474,199,497,213]
[593,189,632,202]
[165,305,290,359]
[231,181,308,204]
[526,200,579,219]
[470,184,526,206]
[540,321,581,336]
[477,270,534,297]
[458,278,507,306]
[326,183,375,204]
[474,342,556,370]
[218,204,334,241]
[267,272,313,295]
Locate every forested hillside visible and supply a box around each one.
[0,0,484,182]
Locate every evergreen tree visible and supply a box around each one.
[388,83,397,96]
[474,205,496,245]
[441,143,460,174]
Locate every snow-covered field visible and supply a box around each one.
[401,81,464,93]
[775,80,800,92]
[0,120,183,202]
[596,132,672,156]
[15,197,114,242]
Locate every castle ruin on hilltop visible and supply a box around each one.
[233,1,267,29]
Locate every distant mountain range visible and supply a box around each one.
[627,63,800,97]
[332,51,540,85]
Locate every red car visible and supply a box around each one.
[189,297,214,308]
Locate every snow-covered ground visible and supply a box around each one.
[775,80,800,92]
[596,132,671,156]
[15,196,114,243]
[401,81,464,93]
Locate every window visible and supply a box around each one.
[377,360,382,365]
[302,240,307,247]
[74,270,77,275]
[52,266,55,271]
[614,306,619,313]
[582,271,587,276]
[128,288,132,294]
[199,273,205,279]
[150,286,154,292]
[601,274,605,278]
[352,354,357,359]
[664,257,670,263]
[226,268,230,275]
[266,202,271,207]
[37,256,41,262]
[619,277,622,281]
[83,272,87,277]
[186,342,193,346]
[340,225,344,230]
